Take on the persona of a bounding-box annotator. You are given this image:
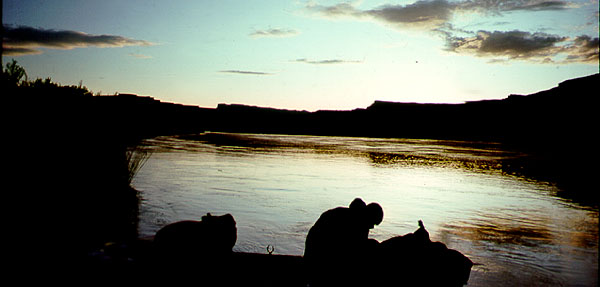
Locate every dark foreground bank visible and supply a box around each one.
[85,214,472,287]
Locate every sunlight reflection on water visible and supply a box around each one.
[133,133,598,286]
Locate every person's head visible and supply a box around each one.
[349,198,367,210]
[365,203,383,228]
[349,198,383,229]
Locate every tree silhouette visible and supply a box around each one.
[1,60,93,96]
[2,59,27,87]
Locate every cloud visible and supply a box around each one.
[308,0,455,28]
[219,70,274,75]
[505,0,572,11]
[446,30,566,59]
[2,25,154,56]
[456,0,573,13]
[307,0,575,29]
[294,58,362,64]
[366,0,455,27]
[445,30,599,63]
[2,46,44,56]
[306,1,595,64]
[307,2,362,17]
[129,53,153,59]
[250,28,300,38]
[563,35,600,63]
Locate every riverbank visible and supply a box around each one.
[86,225,473,287]
[86,239,307,286]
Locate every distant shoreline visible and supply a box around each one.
[89,73,599,146]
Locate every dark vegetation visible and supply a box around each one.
[4,59,597,277]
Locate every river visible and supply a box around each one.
[133,133,598,286]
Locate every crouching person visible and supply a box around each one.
[304,198,383,286]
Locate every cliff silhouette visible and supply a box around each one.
[17,73,595,145]
[210,73,597,145]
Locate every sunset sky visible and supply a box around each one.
[3,0,598,111]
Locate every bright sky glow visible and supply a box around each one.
[3,0,598,111]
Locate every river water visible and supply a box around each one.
[133,133,598,286]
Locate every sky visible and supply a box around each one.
[2,0,598,111]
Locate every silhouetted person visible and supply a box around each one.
[304,198,383,286]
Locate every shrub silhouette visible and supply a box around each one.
[2,59,27,86]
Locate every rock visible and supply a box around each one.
[153,213,237,264]
[376,221,473,287]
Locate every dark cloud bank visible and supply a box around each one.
[2,25,153,56]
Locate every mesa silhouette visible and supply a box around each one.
[212,73,597,145]
[25,73,595,145]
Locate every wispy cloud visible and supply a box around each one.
[307,0,574,29]
[129,53,153,59]
[2,25,154,56]
[2,46,43,56]
[307,2,361,17]
[456,0,573,14]
[294,58,363,64]
[250,28,300,38]
[445,30,599,63]
[307,0,457,29]
[219,70,274,75]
